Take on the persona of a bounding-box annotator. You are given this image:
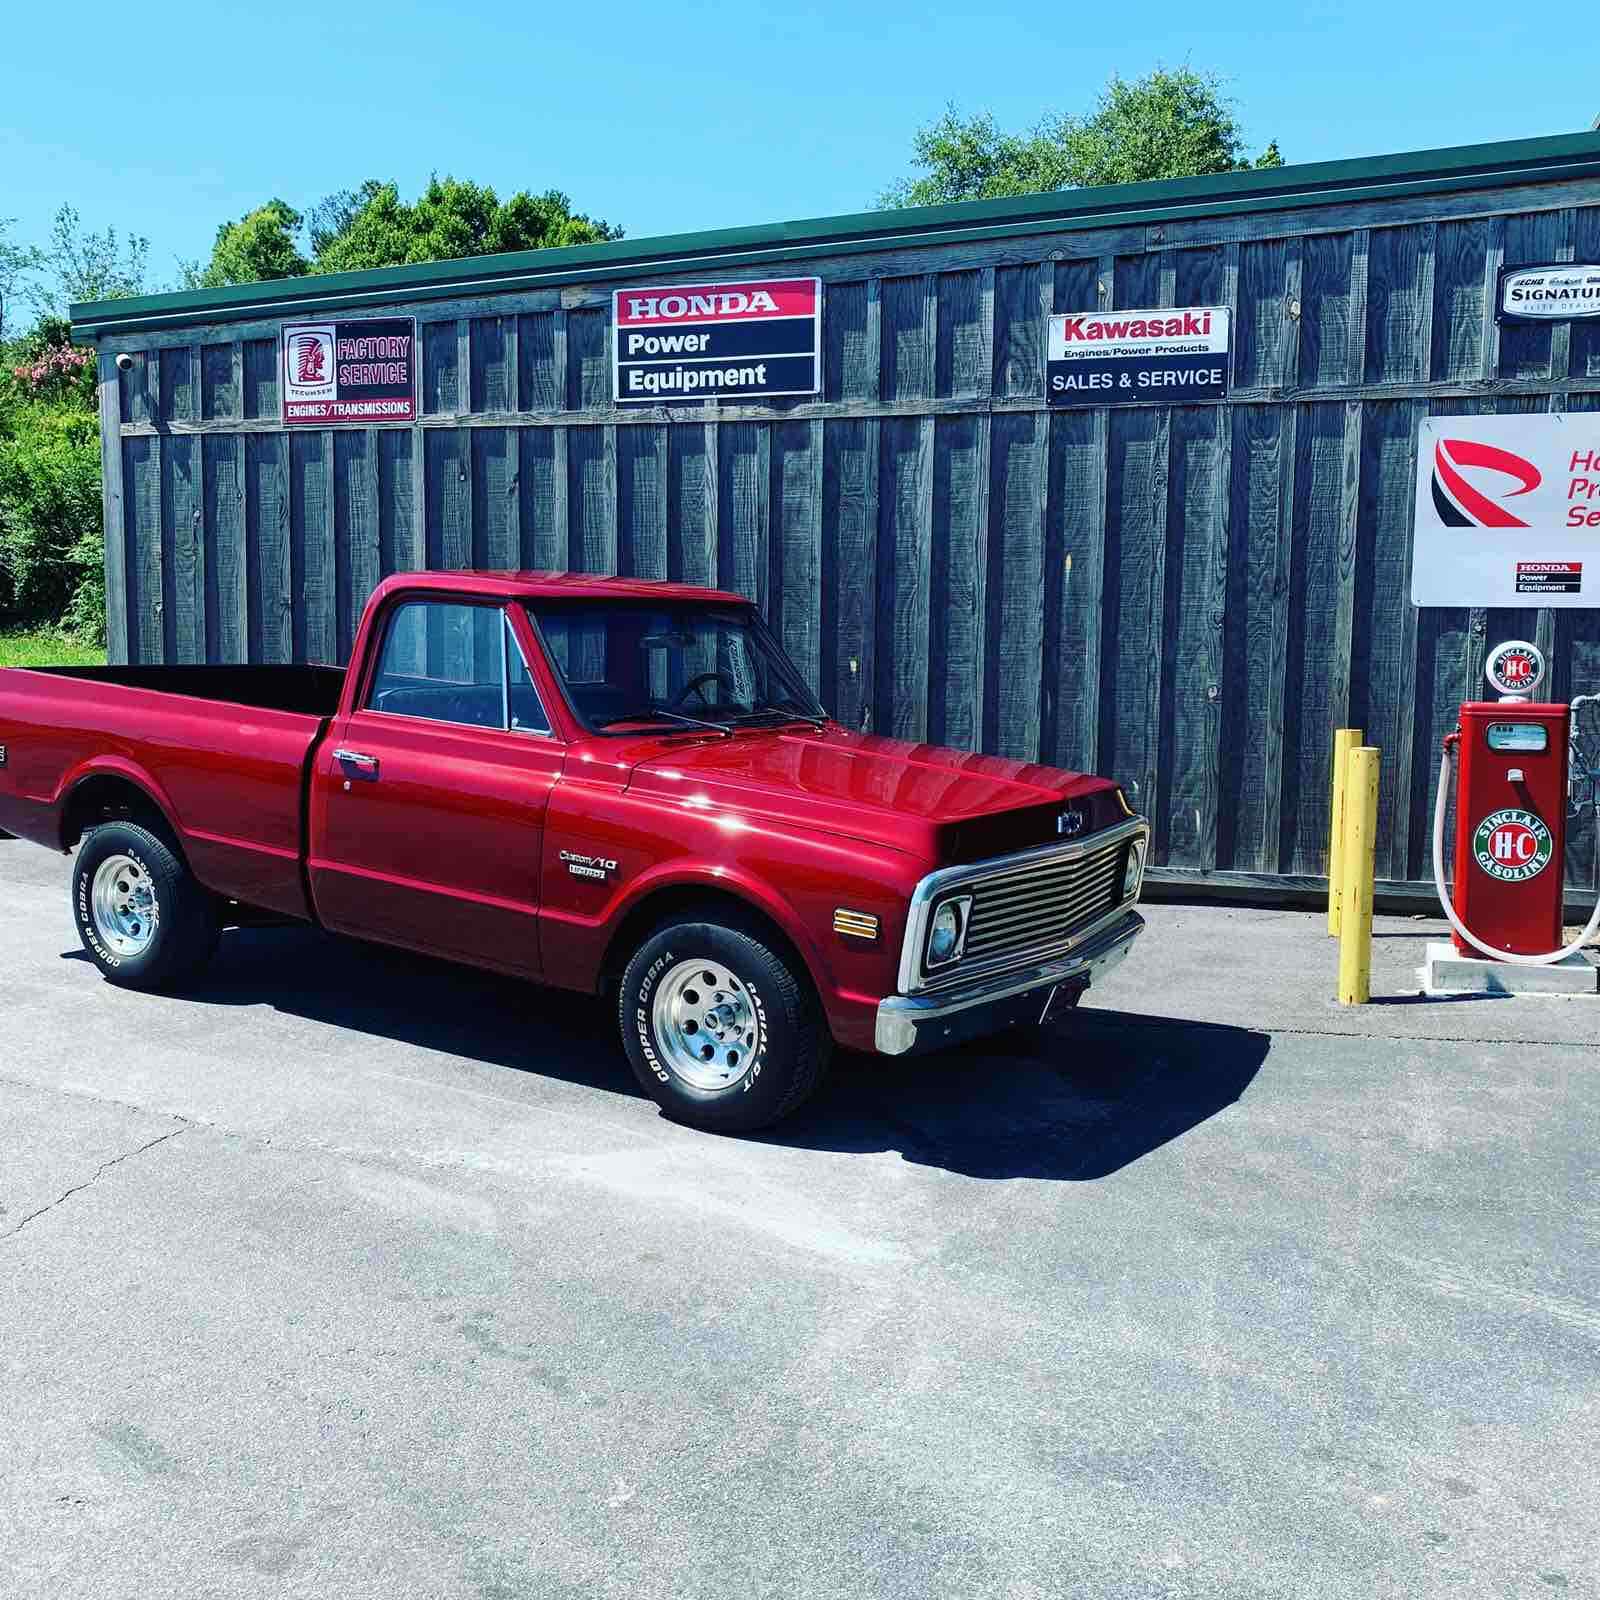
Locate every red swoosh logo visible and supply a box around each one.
[1435,439,1541,528]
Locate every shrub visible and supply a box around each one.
[0,400,105,643]
[0,318,104,644]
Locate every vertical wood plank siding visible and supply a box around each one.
[108,184,1600,897]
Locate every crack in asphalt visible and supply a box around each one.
[1079,1014,1600,1051]
[1248,1024,1600,1049]
[0,1126,187,1243]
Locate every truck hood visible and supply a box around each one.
[623,726,1126,864]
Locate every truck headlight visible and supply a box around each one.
[1122,842,1145,900]
[925,895,972,971]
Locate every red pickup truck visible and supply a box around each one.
[0,572,1147,1130]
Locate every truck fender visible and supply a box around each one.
[601,862,837,1004]
[53,756,184,854]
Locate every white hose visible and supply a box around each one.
[1431,746,1600,965]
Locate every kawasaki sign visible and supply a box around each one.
[1046,307,1230,408]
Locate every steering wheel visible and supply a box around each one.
[671,670,739,710]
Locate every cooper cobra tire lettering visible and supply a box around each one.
[615,919,831,1132]
[76,874,122,968]
[635,950,676,1082]
[71,822,218,992]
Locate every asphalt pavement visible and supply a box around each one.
[2,838,1596,1599]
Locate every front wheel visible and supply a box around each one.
[73,821,219,991]
[619,918,831,1132]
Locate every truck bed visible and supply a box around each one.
[29,663,347,718]
[0,663,347,921]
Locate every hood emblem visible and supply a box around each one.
[1056,808,1085,837]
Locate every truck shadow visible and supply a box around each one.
[65,924,1270,1183]
[776,1013,1271,1180]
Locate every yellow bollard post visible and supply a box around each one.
[1337,746,1381,1005]
[1327,727,1363,936]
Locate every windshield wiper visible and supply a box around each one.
[595,707,732,737]
[729,707,829,732]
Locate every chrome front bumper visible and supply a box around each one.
[873,908,1145,1056]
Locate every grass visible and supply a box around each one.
[0,625,106,668]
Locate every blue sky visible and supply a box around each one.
[4,0,1595,292]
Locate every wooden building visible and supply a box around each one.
[70,132,1600,900]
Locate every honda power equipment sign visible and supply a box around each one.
[1047,306,1230,408]
[613,278,821,406]
[1412,414,1600,608]
[281,317,416,426]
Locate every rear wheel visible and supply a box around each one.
[619,918,831,1132]
[73,821,219,991]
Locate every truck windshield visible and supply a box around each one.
[527,602,828,735]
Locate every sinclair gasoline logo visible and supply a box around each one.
[1484,638,1546,696]
[1473,808,1554,882]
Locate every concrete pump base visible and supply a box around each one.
[1422,940,1600,996]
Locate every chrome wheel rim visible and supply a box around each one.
[651,958,762,1091]
[91,854,159,958]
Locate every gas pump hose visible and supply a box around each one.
[1431,738,1600,966]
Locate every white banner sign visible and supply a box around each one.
[1412,414,1600,608]
[1498,263,1600,323]
[1045,306,1230,407]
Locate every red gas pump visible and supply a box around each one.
[1448,702,1568,956]
[1434,640,1600,963]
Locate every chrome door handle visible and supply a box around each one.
[333,748,380,776]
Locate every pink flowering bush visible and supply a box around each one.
[13,341,92,394]
[6,320,97,408]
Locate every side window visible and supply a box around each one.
[368,601,506,729]
[505,616,551,734]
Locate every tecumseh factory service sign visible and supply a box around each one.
[613,278,821,405]
[281,317,416,426]
[1047,306,1231,408]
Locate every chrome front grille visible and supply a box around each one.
[961,836,1125,968]
[896,817,1148,994]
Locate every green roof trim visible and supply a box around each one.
[71,130,1600,341]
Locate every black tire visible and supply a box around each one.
[73,821,219,991]
[619,917,832,1133]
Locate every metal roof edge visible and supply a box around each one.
[70,130,1600,341]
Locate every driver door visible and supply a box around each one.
[309,597,563,979]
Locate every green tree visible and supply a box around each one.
[182,198,310,288]
[305,181,388,257]
[29,205,149,314]
[0,218,43,342]
[310,176,621,274]
[879,68,1283,208]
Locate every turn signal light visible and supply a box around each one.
[833,909,880,942]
